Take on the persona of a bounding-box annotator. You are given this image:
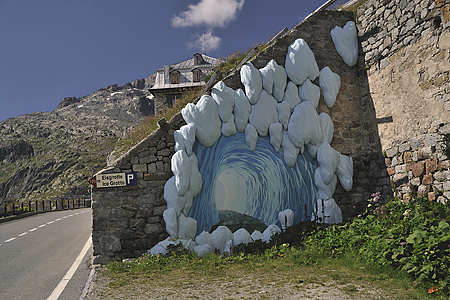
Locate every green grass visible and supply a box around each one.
[213,40,271,77]
[101,245,436,299]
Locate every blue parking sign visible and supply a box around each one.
[125,172,137,186]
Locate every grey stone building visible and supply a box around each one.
[150,53,219,115]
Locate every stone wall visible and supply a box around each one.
[356,0,450,203]
[359,0,450,67]
[91,120,181,262]
[91,10,382,261]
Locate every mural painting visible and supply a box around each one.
[150,21,358,256]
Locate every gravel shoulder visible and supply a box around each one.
[84,265,399,300]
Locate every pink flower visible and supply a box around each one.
[418,185,426,194]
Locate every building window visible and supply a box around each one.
[171,94,178,106]
[193,69,202,83]
[194,54,203,65]
[167,94,179,107]
[170,71,179,84]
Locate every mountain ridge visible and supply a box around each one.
[0,73,156,203]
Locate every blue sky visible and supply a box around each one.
[0,0,330,121]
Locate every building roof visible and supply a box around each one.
[166,54,218,71]
[151,54,219,92]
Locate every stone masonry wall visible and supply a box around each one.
[91,121,182,262]
[356,0,450,203]
[91,10,378,261]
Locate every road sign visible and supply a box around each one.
[88,176,97,187]
[88,172,137,188]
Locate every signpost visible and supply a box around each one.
[88,172,137,188]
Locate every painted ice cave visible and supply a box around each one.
[150,21,358,256]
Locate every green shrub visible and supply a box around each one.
[307,192,450,296]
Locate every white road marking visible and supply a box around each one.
[1,209,90,246]
[47,236,92,300]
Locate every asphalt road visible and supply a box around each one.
[0,208,92,300]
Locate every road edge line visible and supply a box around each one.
[47,235,92,300]
[79,269,95,300]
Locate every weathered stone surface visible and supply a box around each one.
[410,177,421,186]
[425,158,438,174]
[422,174,434,185]
[395,164,406,173]
[444,181,450,191]
[144,173,172,181]
[157,148,171,157]
[404,151,412,163]
[412,161,425,177]
[387,167,395,175]
[434,170,449,181]
[132,164,147,173]
[418,147,434,160]
[386,147,398,158]
[439,160,449,170]
[144,223,163,236]
[393,173,409,185]
[139,155,157,164]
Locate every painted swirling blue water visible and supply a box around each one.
[189,132,319,235]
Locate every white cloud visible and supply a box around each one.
[172,0,244,28]
[187,30,222,52]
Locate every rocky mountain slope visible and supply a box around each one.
[0,74,156,203]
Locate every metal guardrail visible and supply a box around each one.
[304,0,338,21]
[0,198,91,218]
[340,0,361,9]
